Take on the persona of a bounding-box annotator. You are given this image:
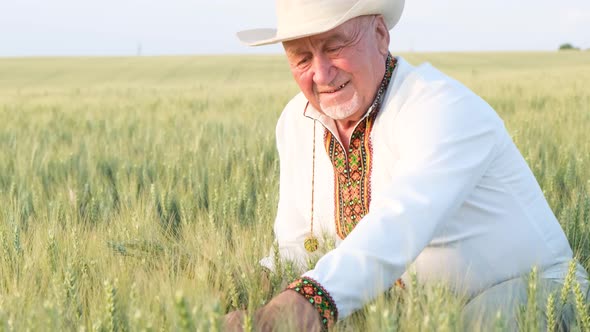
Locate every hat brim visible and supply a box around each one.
[237,0,404,46]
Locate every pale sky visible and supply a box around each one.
[1,0,589,56]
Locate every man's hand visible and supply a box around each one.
[223,309,246,331]
[224,290,322,331]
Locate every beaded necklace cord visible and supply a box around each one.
[304,120,320,252]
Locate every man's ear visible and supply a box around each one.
[374,15,390,57]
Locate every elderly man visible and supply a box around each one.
[228,0,587,330]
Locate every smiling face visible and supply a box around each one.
[283,15,390,123]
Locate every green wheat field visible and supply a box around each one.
[0,52,589,331]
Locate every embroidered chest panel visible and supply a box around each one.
[324,114,378,238]
[323,55,397,239]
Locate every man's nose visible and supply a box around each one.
[311,54,336,86]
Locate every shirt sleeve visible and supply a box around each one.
[260,106,311,272]
[303,91,502,318]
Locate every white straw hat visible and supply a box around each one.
[237,0,405,46]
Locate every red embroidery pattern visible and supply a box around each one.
[287,277,338,330]
[324,55,397,239]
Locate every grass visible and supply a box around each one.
[0,51,589,330]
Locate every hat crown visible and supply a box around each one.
[276,0,358,35]
[237,0,404,46]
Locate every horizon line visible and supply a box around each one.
[1,49,588,60]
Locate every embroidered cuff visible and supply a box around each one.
[286,277,338,330]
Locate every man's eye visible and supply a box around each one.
[327,46,343,54]
[297,58,310,67]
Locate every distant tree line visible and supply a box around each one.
[558,43,585,51]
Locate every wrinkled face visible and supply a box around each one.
[283,15,390,122]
